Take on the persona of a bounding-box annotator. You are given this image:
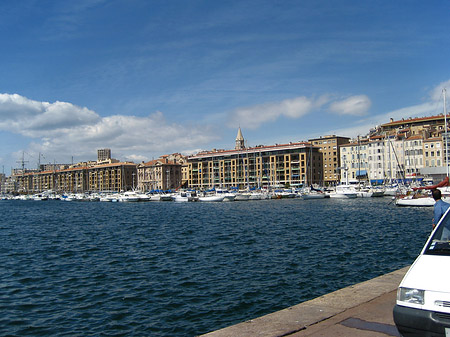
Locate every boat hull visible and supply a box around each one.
[395,197,435,207]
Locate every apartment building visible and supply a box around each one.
[340,138,369,184]
[401,135,423,179]
[308,135,350,185]
[137,158,183,192]
[340,134,429,184]
[423,137,443,168]
[87,162,137,192]
[376,115,449,182]
[187,140,322,190]
[0,173,5,193]
[13,162,137,193]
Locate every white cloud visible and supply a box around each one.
[430,80,450,103]
[328,95,371,116]
[0,94,100,135]
[326,82,449,138]
[228,95,328,129]
[0,93,217,164]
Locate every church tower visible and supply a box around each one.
[235,127,245,150]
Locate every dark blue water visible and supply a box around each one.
[0,198,432,336]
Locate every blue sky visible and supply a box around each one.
[1,0,450,173]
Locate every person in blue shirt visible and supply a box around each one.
[432,189,450,229]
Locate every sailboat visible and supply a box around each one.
[395,177,449,207]
[396,88,449,206]
[301,143,328,199]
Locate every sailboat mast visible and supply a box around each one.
[444,88,449,178]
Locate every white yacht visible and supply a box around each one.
[328,185,358,198]
[118,191,140,202]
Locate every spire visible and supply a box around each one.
[235,127,245,150]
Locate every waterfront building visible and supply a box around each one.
[308,135,350,185]
[0,173,6,194]
[401,135,424,180]
[420,137,447,181]
[13,162,137,194]
[87,162,137,192]
[54,167,88,192]
[342,133,440,185]
[423,137,444,168]
[3,176,17,194]
[366,136,385,183]
[340,138,370,184]
[186,131,322,190]
[137,157,183,192]
[377,116,449,183]
[340,135,424,185]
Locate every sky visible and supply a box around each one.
[1,0,450,173]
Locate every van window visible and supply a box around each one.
[425,210,450,255]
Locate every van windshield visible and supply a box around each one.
[425,209,450,256]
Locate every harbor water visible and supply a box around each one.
[0,197,432,336]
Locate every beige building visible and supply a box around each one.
[14,162,137,193]
[308,135,350,185]
[402,135,424,179]
[137,157,183,192]
[88,162,137,192]
[186,130,322,190]
[340,138,370,184]
[423,137,443,169]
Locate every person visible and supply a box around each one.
[432,189,450,229]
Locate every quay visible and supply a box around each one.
[200,266,408,337]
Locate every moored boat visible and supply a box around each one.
[118,191,140,202]
[172,191,198,202]
[302,191,327,199]
[395,177,450,207]
[395,195,435,207]
[198,194,224,202]
[328,184,358,198]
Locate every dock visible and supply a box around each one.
[200,266,408,337]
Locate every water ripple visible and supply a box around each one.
[0,198,432,336]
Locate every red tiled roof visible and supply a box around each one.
[405,135,423,140]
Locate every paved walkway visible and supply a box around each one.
[200,267,408,337]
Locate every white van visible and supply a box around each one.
[393,208,450,336]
